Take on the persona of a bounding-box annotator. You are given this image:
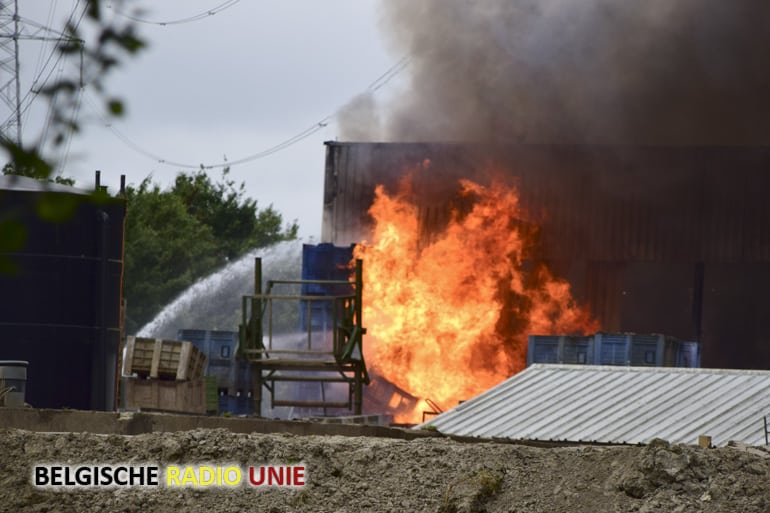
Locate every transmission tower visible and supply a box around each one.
[0,0,22,146]
[0,1,81,152]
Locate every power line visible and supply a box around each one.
[20,3,85,151]
[82,91,167,162]
[1,0,85,142]
[366,56,409,92]
[109,0,241,27]
[31,0,60,82]
[17,14,76,41]
[57,82,83,172]
[89,56,410,170]
[84,88,329,170]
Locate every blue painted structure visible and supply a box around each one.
[299,243,355,334]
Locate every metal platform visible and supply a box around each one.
[238,258,369,416]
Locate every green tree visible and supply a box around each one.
[123,170,298,333]
[2,163,75,186]
[172,168,296,260]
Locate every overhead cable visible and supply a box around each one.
[92,56,410,170]
[109,0,240,27]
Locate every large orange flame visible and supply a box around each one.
[354,172,599,423]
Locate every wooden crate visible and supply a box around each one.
[123,336,206,380]
[122,377,206,415]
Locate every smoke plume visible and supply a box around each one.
[343,1,770,145]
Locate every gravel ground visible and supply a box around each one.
[1,427,769,512]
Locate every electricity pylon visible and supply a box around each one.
[0,1,80,150]
[0,0,22,146]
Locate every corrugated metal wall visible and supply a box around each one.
[324,143,770,263]
[321,142,770,369]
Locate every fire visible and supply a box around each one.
[354,172,598,423]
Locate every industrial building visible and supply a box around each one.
[322,141,770,371]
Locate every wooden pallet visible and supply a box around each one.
[122,376,206,415]
[123,336,206,380]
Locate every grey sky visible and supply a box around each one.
[11,0,399,239]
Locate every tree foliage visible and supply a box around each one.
[123,169,298,333]
[2,163,75,186]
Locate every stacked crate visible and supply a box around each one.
[176,329,253,416]
[527,333,702,368]
[122,337,208,414]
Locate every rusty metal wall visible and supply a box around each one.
[321,142,770,369]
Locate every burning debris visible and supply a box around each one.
[354,169,597,422]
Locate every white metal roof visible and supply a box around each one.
[417,364,770,446]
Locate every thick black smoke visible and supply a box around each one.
[342,1,770,145]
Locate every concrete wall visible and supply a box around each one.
[0,408,432,440]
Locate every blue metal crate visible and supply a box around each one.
[528,333,701,368]
[218,392,255,416]
[528,336,560,366]
[676,341,701,368]
[177,329,251,394]
[629,334,662,366]
[597,334,629,365]
[561,336,594,365]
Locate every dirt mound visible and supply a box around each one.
[1,428,768,512]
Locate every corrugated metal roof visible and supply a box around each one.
[417,364,770,446]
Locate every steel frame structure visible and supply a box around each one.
[238,257,369,416]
